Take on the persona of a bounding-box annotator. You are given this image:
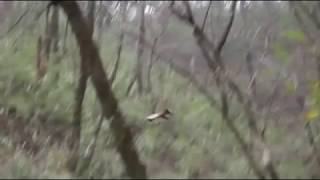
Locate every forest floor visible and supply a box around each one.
[0,102,314,178]
[0,112,71,157]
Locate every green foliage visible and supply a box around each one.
[281,30,306,43]
[271,42,290,63]
[304,81,320,123]
[309,81,320,106]
[0,33,310,178]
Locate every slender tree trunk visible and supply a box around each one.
[36,36,47,81]
[36,5,52,82]
[201,1,212,32]
[109,1,127,85]
[67,1,95,173]
[63,19,68,54]
[51,6,59,53]
[109,32,124,85]
[44,6,52,61]
[146,37,158,93]
[57,2,147,178]
[79,1,120,172]
[51,6,62,83]
[136,1,146,94]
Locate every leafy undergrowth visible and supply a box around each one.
[0,33,315,179]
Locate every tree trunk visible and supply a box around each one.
[57,2,147,179]
[146,37,158,93]
[36,36,47,81]
[43,6,52,61]
[86,1,95,36]
[78,1,119,173]
[62,19,68,54]
[67,0,95,173]
[51,6,59,53]
[136,1,146,94]
[109,1,127,85]
[51,6,62,83]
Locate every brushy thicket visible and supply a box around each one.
[0,22,312,179]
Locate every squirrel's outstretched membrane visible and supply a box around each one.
[145,109,172,122]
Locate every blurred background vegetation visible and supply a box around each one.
[0,1,319,179]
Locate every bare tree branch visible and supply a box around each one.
[169,2,218,71]
[215,1,237,53]
[182,1,196,25]
[111,25,220,109]
[169,1,279,179]
[201,1,212,31]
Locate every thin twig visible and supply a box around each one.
[0,8,30,39]
[215,1,237,53]
[201,1,212,31]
